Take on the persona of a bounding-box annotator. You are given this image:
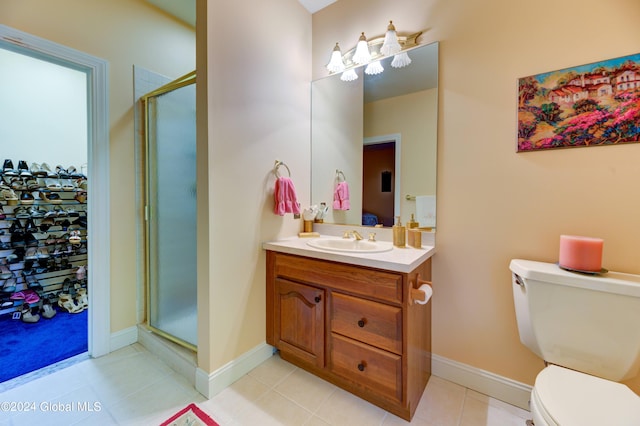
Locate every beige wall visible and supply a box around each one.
[197,0,311,372]
[314,0,640,393]
[2,0,196,332]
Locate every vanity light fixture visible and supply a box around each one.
[326,43,346,73]
[352,32,371,65]
[364,60,384,76]
[340,69,358,82]
[391,51,412,68]
[326,22,423,82]
[380,21,401,56]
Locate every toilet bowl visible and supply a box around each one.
[530,365,640,426]
[509,259,640,425]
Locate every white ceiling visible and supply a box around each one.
[145,0,337,27]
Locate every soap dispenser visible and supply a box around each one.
[407,214,419,229]
[393,216,406,247]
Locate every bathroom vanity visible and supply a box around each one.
[264,237,434,421]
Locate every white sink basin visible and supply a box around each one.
[307,238,393,253]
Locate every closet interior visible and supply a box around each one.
[0,159,88,323]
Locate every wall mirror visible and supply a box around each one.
[311,41,438,229]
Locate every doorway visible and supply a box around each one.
[363,134,402,227]
[0,25,110,383]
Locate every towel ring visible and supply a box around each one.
[274,160,291,178]
[336,169,346,182]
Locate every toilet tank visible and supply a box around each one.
[510,259,640,381]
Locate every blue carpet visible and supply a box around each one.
[0,308,87,383]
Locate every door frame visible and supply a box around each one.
[364,133,402,222]
[0,25,111,357]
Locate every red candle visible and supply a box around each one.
[559,235,604,272]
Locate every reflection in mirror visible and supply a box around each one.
[311,41,438,228]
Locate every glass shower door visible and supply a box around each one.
[143,72,197,349]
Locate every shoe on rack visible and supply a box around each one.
[17,161,32,178]
[58,293,83,313]
[10,178,26,191]
[0,263,12,280]
[75,288,88,310]
[53,206,67,217]
[2,277,16,293]
[25,179,40,191]
[25,275,40,288]
[25,247,38,260]
[55,165,70,179]
[21,303,40,323]
[60,179,75,191]
[67,165,85,179]
[40,190,61,204]
[13,207,31,219]
[69,230,82,245]
[10,232,25,248]
[41,297,57,319]
[24,232,38,247]
[30,163,47,178]
[76,178,88,190]
[1,188,18,205]
[36,247,50,259]
[19,191,34,205]
[75,190,87,203]
[28,206,44,218]
[39,163,56,178]
[76,265,86,281]
[2,160,17,177]
[25,218,38,233]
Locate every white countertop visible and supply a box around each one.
[262,235,435,273]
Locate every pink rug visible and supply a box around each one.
[160,403,219,426]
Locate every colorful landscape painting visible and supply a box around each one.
[518,53,640,152]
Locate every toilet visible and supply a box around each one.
[510,259,640,425]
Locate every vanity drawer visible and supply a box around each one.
[331,293,402,354]
[330,333,402,402]
[274,253,403,304]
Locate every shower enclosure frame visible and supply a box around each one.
[141,70,197,351]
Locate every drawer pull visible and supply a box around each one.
[357,362,366,372]
[357,318,366,328]
[314,295,322,303]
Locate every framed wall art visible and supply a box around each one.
[518,53,640,152]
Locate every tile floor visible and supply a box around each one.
[0,343,531,425]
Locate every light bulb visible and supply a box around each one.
[365,61,384,75]
[340,69,358,82]
[352,32,371,65]
[326,43,345,73]
[391,52,412,68]
[380,21,401,56]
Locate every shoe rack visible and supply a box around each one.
[0,160,89,322]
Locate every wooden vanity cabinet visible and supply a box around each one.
[266,251,432,421]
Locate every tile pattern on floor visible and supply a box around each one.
[0,344,530,425]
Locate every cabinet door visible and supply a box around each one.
[274,278,325,368]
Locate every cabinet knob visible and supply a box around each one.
[357,318,366,328]
[357,362,366,372]
[314,295,321,303]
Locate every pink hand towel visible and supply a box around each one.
[332,181,350,211]
[274,176,301,216]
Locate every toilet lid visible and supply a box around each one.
[535,365,640,426]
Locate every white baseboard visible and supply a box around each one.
[196,342,275,398]
[109,326,138,353]
[432,353,532,410]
